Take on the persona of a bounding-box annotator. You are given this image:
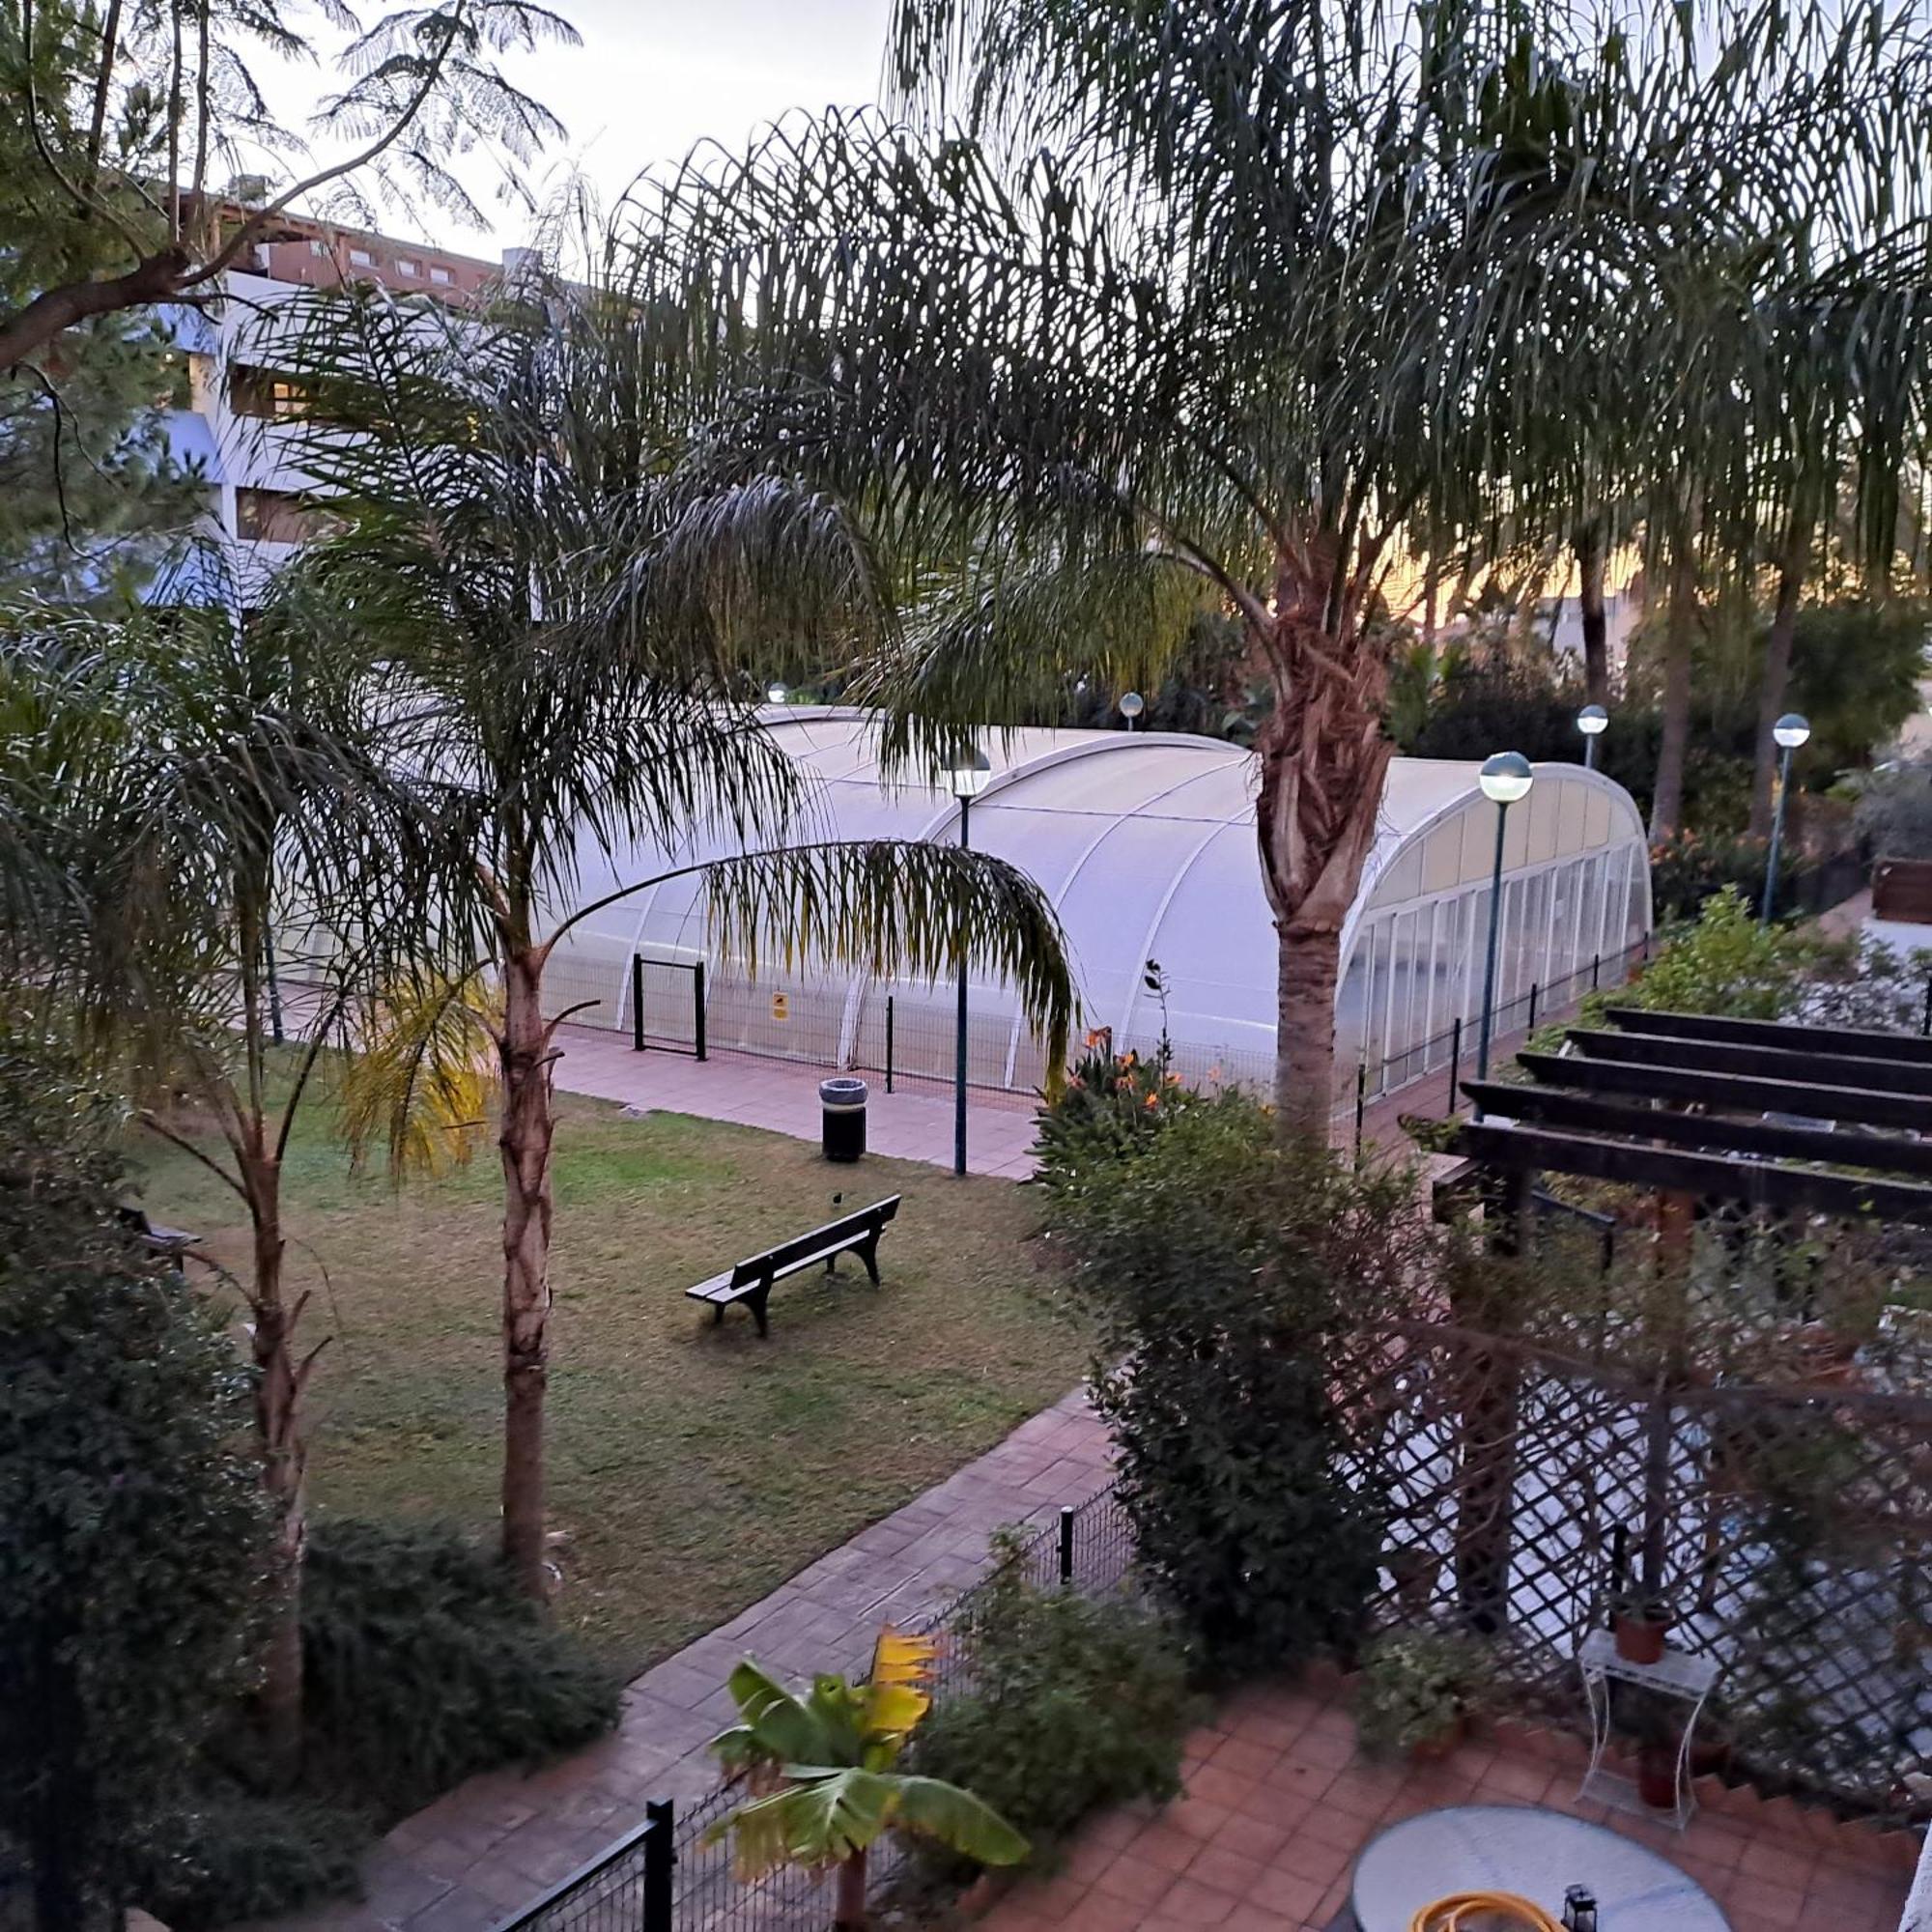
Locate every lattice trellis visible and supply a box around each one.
[1334,1273,1932,1821]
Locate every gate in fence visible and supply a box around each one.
[631,956,707,1060]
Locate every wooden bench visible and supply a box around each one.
[686,1196,901,1338]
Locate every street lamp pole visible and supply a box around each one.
[1761,713,1810,927]
[1119,691,1146,731]
[948,748,992,1176]
[1474,753,1536,1104]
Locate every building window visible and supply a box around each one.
[429,265,452,285]
[348,247,374,268]
[235,489,332,543]
[396,258,420,277]
[228,364,316,421]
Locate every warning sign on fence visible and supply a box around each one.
[771,992,790,1022]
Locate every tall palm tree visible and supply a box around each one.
[0,594,447,1770]
[620,0,1916,1131]
[285,285,1075,1600]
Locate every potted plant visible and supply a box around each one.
[1353,1631,1491,1761]
[1622,1689,1684,1811]
[1607,1591,1672,1665]
[707,1627,1027,1929]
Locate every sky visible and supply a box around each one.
[284,0,896,260]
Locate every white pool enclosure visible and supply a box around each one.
[544,709,1654,1104]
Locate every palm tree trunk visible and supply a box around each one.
[1255,565,1395,1142]
[498,946,556,1601]
[239,1143,306,1775]
[1576,522,1609,708]
[833,1848,869,1930]
[1747,546,1807,839]
[1648,552,1698,840]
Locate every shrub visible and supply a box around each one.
[1049,1099,1435,1674]
[1647,829,1798,925]
[1852,763,1932,861]
[301,1519,619,1816]
[0,1088,270,1932]
[913,1537,1195,1868]
[130,1789,365,1931]
[1352,1633,1492,1759]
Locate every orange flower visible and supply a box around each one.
[1166,1071,1181,1085]
[1144,1092,1160,1109]
[1083,1028,1105,1048]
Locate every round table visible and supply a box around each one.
[1350,1804,1731,1930]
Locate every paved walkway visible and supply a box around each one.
[280,1391,1112,1932]
[550,1023,1045,1178]
[982,1675,1918,1932]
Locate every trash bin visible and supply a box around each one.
[819,1076,868,1162]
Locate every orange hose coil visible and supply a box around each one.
[1407,1894,1567,1931]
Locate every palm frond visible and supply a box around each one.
[696,840,1075,1090]
[340,972,498,1182]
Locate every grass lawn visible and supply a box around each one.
[131,1092,1088,1677]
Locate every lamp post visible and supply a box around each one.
[765,681,787,705]
[1119,691,1145,731]
[948,747,992,1176]
[1474,753,1535,1097]
[1577,703,1608,771]
[1761,712,1810,927]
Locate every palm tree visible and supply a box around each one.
[708,1629,1027,1931]
[621,0,1916,1131]
[0,594,449,1770]
[285,284,1075,1600]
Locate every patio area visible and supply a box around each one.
[980,1672,1918,1932]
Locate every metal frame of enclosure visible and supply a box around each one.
[543,710,1652,1106]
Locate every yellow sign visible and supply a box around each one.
[771,992,790,1022]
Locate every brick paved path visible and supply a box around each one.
[264,1390,1111,1932]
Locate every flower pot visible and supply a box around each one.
[1409,1715,1467,1764]
[1637,1745,1679,1811]
[1612,1609,1669,1665]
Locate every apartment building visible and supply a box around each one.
[156,197,523,603]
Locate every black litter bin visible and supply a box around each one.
[819,1076,868,1162]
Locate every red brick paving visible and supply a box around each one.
[980,1677,1919,1932]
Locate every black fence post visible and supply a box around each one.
[1447,1016,1462,1115]
[693,962,708,1063]
[1922,973,1931,1038]
[885,994,895,1094]
[1058,1506,1075,1587]
[1591,952,1601,991]
[641,1800,674,1931]
[1526,980,1539,1034]
[1353,1060,1367,1160]
[631,955,645,1054]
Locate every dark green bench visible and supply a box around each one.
[686,1195,901,1338]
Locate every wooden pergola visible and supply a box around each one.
[1455,1006,1932,1225]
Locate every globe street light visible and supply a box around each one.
[765,681,788,704]
[1577,703,1608,771]
[948,747,993,1176]
[1119,691,1146,730]
[1761,713,1810,926]
[1474,753,1535,1097]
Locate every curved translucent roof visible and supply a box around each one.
[547,708,1652,1093]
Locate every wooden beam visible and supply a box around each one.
[1516,1050,1932,1133]
[1604,1006,1932,1065]
[1456,1121,1932,1225]
[1570,1027,1932,1097]
[1461,1080,1932,1179]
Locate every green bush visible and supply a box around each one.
[1647,829,1798,924]
[913,1538,1194,1869]
[1049,1099,1433,1674]
[131,1789,365,1931]
[301,1519,619,1816]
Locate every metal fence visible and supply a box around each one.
[1343,933,1653,1146]
[494,1486,1135,1932]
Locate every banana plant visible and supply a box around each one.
[708,1628,1027,1930]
